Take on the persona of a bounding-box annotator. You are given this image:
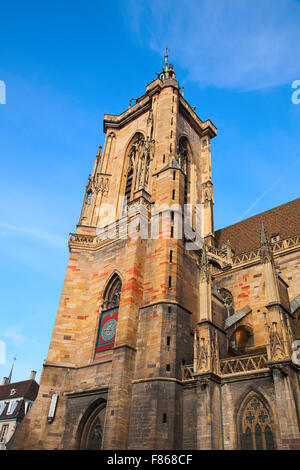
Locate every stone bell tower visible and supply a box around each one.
[9,53,218,450]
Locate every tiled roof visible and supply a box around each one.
[0,379,39,401]
[215,198,300,255]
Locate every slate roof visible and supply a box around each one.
[0,379,39,401]
[215,198,300,255]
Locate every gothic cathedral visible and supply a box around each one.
[10,55,300,450]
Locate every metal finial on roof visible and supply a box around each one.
[163,45,171,72]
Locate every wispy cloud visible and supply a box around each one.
[4,328,37,347]
[236,159,300,221]
[0,221,65,248]
[128,0,300,91]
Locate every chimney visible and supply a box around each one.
[2,377,8,385]
[29,371,36,381]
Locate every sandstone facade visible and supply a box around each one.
[9,56,300,450]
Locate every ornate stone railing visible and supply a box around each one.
[231,234,300,267]
[219,353,268,375]
[69,233,97,248]
[181,364,194,381]
[181,352,269,381]
[232,248,260,266]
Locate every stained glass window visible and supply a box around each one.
[241,396,275,450]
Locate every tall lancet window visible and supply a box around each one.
[178,137,190,205]
[122,133,144,214]
[96,274,122,353]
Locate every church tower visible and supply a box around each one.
[9,53,216,450]
[9,54,300,451]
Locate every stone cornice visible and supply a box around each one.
[132,377,183,385]
[140,300,193,315]
[43,359,112,370]
[179,96,217,139]
[64,386,109,398]
[103,95,151,133]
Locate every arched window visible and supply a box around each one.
[79,401,106,450]
[102,275,122,311]
[219,288,234,317]
[241,396,275,450]
[177,137,190,204]
[122,133,144,214]
[229,326,254,355]
[96,274,122,353]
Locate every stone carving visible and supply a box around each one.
[99,176,110,196]
[199,247,210,283]
[260,224,273,264]
[130,133,154,192]
[201,181,214,205]
[193,327,219,375]
[270,322,285,361]
[194,332,208,373]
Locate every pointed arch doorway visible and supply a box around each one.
[79,401,107,450]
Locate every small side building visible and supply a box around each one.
[0,371,39,449]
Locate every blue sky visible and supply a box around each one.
[0,0,300,383]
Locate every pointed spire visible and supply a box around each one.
[260,223,273,263]
[7,357,16,384]
[260,222,268,245]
